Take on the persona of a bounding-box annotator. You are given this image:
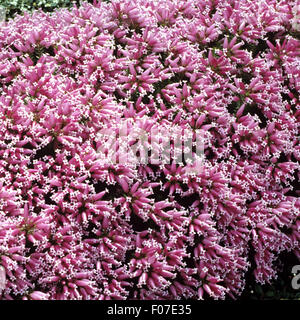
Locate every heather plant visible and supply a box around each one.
[0,0,299,300]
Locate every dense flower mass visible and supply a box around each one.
[0,0,299,300]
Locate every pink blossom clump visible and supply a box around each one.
[0,0,299,300]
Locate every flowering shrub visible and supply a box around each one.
[0,0,299,300]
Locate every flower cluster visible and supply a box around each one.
[0,0,299,300]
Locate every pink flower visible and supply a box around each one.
[0,0,299,301]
